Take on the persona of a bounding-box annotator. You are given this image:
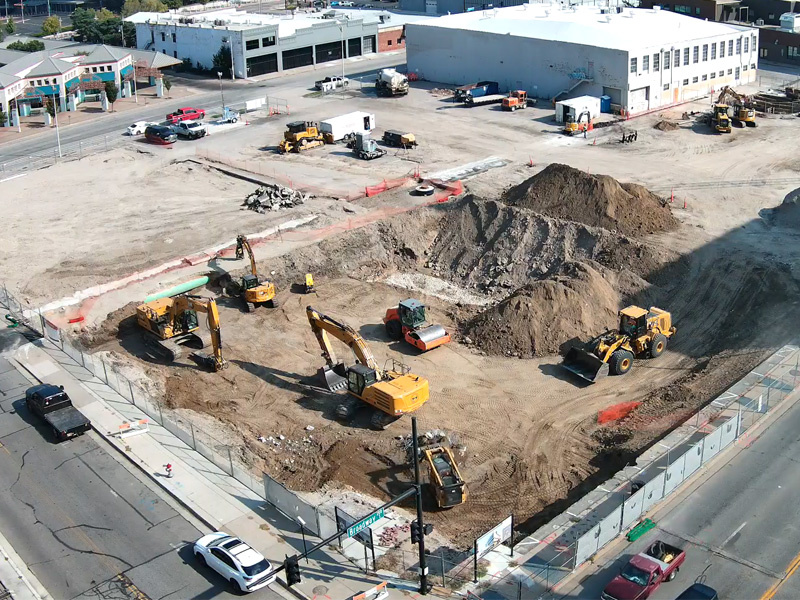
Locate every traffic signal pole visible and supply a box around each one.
[412,416,429,595]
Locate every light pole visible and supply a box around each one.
[337,21,345,98]
[52,92,62,158]
[223,38,235,80]
[217,71,225,109]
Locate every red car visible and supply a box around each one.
[166,107,205,124]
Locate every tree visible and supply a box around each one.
[96,7,116,21]
[7,40,45,51]
[44,98,56,124]
[71,8,98,42]
[122,21,136,46]
[0,109,7,127]
[5,18,15,34]
[212,44,232,77]
[104,81,119,111]
[121,0,166,17]
[162,76,172,97]
[41,16,60,36]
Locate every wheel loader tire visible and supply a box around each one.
[649,333,667,359]
[385,319,403,340]
[610,349,635,376]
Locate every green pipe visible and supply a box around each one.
[144,276,209,303]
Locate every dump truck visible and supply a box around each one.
[320,111,375,143]
[423,446,467,508]
[25,384,91,442]
[561,306,676,383]
[382,130,417,148]
[348,132,386,160]
[602,540,685,600]
[375,68,409,97]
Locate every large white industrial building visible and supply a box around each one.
[406,4,758,114]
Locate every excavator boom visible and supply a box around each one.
[236,234,258,278]
[180,295,227,372]
[306,306,379,372]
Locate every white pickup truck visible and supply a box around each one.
[315,76,350,92]
[172,121,207,140]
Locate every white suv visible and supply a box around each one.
[193,532,275,593]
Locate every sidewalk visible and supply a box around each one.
[10,337,430,600]
[0,524,51,600]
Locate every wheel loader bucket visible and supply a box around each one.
[561,347,610,383]
[318,363,347,392]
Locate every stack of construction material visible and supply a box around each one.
[242,184,311,213]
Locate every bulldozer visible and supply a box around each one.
[383,299,451,352]
[716,86,757,127]
[224,234,277,312]
[136,294,227,371]
[561,306,676,383]
[278,121,324,153]
[423,446,467,509]
[306,306,429,429]
[710,104,732,133]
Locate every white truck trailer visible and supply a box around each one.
[320,111,376,143]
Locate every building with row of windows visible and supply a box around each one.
[406,4,758,114]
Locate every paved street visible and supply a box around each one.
[0,52,405,162]
[567,393,800,600]
[0,330,284,600]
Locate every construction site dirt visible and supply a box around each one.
[6,81,800,550]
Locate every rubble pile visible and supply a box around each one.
[243,183,311,213]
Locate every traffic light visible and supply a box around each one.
[410,520,421,544]
[285,555,301,586]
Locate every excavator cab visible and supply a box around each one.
[242,274,260,290]
[347,363,379,396]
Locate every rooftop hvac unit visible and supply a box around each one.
[756,18,764,25]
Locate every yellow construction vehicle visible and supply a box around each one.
[225,234,277,312]
[278,121,325,153]
[716,86,757,127]
[303,273,315,294]
[561,306,676,383]
[710,104,732,133]
[306,306,429,429]
[423,446,467,508]
[564,110,591,135]
[136,294,227,371]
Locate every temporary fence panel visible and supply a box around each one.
[701,426,723,463]
[574,522,600,567]
[663,454,686,496]
[319,511,338,539]
[621,488,644,530]
[719,414,738,449]
[596,505,623,550]
[683,442,703,478]
[264,474,320,536]
[641,472,665,513]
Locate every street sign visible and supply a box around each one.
[347,509,384,538]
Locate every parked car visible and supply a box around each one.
[194,532,275,593]
[145,125,178,145]
[25,384,91,442]
[166,107,205,124]
[675,584,718,600]
[127,121,156,135]
[315,75,350,91]
[601,540,685,600]
[173,121,207,140]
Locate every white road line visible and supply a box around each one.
[109,488,119,498]
[722,521,747,547]
[0,173,27,184]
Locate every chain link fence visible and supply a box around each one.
[0,134,129,175]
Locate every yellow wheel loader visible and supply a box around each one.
[561,306,676,383]
[136,294,227,371]
[224,234,277,312]
[278,121,325,153]
[423,446,467,509]
[306,306,429,429]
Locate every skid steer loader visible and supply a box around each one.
[561,306,676,383]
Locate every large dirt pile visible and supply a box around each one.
[426,197,661,297]
[761,188,800,228]
[502,164,679,237]
[465,262,622,357]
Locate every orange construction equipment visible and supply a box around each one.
[502,90,528,111]
[384,299,451,352]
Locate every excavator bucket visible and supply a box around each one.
[561,347,610,383]
[318,363,347,392]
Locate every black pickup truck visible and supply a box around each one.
[25,384,91,442]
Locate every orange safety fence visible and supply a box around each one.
[430,179,464,203]
[597,401,642,424]
[365,175,415,197]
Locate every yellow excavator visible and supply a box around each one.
[561,305,676,383]
[716,85,757,127]
[225,234,277,312]
[136,294,227,371]
[278,121,325,153]
[423,446,467,508]
[306,306,429,429]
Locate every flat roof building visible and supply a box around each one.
[406,4,758,114]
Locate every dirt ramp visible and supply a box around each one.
[426,197,663,296]
[464,262,622,357]
[501,164,679,237]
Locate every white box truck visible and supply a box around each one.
[554,96,602,124]
[320,111,376,143]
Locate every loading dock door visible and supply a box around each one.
[629,86,650,114]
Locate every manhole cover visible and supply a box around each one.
[790,369,800,377]
[312,585,329,595]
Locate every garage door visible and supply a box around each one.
[629,86,650,114]
[602,86,622,105]
[282,46,313,70]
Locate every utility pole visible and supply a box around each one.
[411,417,430,595]
[217,71,225,109]
[52,91,62,158]
[338,21,345,98]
